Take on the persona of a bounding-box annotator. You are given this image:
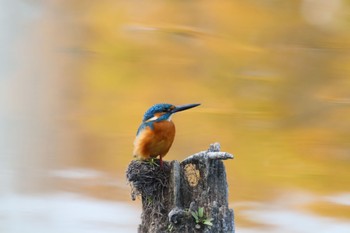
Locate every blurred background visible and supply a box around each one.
[1,0,350,232]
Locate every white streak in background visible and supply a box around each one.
[240,209,350,233]
[301,0,342,29]
[49,169,105,179]
[324,193,350,206]
[49,168,130,191]
[0,193,139,233]
[235,192,350,233]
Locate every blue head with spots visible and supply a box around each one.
[143,103,175,122]
[136,103,200,135]
[142,103,201,122]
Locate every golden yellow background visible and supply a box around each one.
[1,1,349,232]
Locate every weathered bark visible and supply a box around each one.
[127,143,234,233]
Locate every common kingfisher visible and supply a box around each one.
[133,103,200,167]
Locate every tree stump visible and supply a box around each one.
[126,143,234,233]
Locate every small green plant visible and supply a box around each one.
[145,196,153,205]
[191,207,213,229]
[167,223,174,232]
[147,158,159,167]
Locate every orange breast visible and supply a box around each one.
[133,120,175,160]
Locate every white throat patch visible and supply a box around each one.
[145,115,158,122]
[145,114,173,122]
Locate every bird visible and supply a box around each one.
[133,103,200,167]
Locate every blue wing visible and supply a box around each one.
[136,121,154,136]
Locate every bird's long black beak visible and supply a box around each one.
[171,103,200,113]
